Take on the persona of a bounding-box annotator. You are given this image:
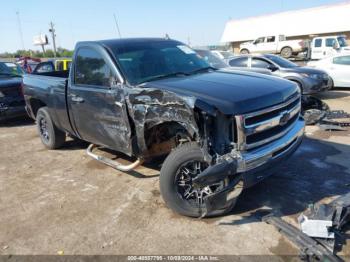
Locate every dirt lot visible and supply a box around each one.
[1,90,350,257]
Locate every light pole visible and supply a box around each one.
[16,11,25,50]
[49,22,57,57]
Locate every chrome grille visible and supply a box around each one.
[235,93,301,151]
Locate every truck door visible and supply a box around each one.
[68,45,132,155]
[252,37,265,53]
[311,38,324,60]
[325,38,338,57]
[264,36,276,53]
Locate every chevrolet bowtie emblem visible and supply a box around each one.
[279,112,290,126]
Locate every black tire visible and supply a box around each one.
[281,47,293,58]
[159,142,240,217]
[240,49,249,55]
[328,77,334,90]
[36,107,66,149]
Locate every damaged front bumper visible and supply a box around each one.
[194,118,305,213]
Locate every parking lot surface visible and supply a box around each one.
[1,90,350,256]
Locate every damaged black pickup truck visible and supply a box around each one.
[23,38,305,217]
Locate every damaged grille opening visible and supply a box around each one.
[211,114,236,155]
[245,97,299,126]
[235,92,301,151]
[246,113,299,147]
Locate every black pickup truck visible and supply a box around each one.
[0,62,26,121]
[23,38,305,217]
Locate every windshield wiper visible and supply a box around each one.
[189,66,217,75]
[141,72,189,83]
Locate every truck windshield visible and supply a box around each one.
[338,37,348,47]
[264,55,298,68]
[0,62,24,77]
[112,41,210,85]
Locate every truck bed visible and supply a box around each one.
[23,71,72,133]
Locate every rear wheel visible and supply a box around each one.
[36,107,66,149]
[160,142,242,217]
[281,47,293,58]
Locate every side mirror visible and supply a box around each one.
[109,76,120,88]
[267,65,278,72]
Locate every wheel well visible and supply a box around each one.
[144,121,192,158]
[29,99,47,117]
[281,46,293,52]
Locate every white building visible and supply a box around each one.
[221,1,350,53]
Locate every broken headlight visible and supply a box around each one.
[301,73,322,79]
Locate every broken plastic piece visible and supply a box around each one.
[298,214,334,239]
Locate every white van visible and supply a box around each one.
[311,35,350,60]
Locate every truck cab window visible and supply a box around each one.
[314,39,322,48]
[254,37,265,44]
[251,58,271,69]
[326,38,336,47]
[266,36,275,43]
[75,47,115,87]
[35,62,55,73]
[228,57,248,67]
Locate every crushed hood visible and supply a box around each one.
[142,71,298,115]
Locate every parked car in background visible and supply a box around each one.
[307,54,350,88]
[310,35,350,60]
[33,58,72,73]
[0,62,27,121]
[195,49,271,76]
[195,49,229,69]
[240,35,307,58]
[23,38,304,218]
[228,54,332,94]
[211,50,235,61]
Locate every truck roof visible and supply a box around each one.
[77,38,181,49]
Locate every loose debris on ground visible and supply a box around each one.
[302,96,350,130]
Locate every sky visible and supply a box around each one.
[0,0,347,53]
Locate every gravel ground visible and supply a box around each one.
[0,90,349,257]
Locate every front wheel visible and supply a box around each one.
[159,142,241,217]
[240,49,249,55]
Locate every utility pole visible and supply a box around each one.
[113,13,122,39]
[16,11,25,50]
[187,36,191,47]
[49,22,57,57]
[41,44,46,57]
